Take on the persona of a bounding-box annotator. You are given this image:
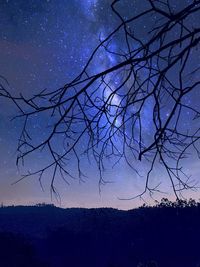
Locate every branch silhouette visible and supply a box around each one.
[1,0,200,199]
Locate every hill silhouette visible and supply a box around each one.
[0,199,200,267]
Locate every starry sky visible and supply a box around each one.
[0,0,200,209]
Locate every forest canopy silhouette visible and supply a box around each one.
[0,199,200,267]
[1,0,200,199]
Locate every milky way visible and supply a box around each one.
[0,0,200,209]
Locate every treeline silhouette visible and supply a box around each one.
[0,199,200,267]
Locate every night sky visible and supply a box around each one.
[0,0,200,209]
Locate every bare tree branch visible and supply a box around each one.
[2,0,200,199]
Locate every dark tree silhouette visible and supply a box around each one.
[1,0,200,198]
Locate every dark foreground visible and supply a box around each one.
[0,199,200,267]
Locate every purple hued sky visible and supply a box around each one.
[0,0,200,209]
